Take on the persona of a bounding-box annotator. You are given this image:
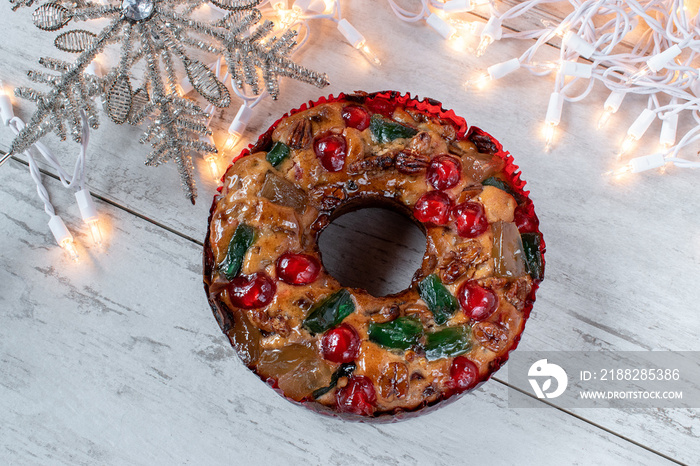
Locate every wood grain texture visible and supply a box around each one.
[0,160,676,465]
[1,0,699,463]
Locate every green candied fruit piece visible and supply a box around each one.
[521,232,544,280]
[220,223,255,279]
[425,327,472,360]
[369,114,418,143]
[482,176,514,194]
[368,317,423,350]
[312,362,356,399]
[265,141,291,167]
[418,274,459,325]
[303,289,355,334]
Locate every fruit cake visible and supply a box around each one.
[203,91,545,419]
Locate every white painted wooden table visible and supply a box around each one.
[1,1,698,464]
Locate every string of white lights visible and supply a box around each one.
[389,0,700,177]
[1,80,103,260]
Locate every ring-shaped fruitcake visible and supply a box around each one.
[203,91,545,419]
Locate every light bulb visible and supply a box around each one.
[597,109,613,129]
[357,41,381,66]
[465,72,490,89]
[49,215,79,261]
[75,189,102,247]
[618,134,636,157]
[540,19,568,38]
[543,92,563,151]
[449,19,480,35]
[87,219,103,246]
[531,61,559,72]
[0,79,14,126]
[543,122,557,151]
[60,238,80,262]
[597,91,625,129]
[604,165,632,180]
[278,6,302,30]
[475,35,493,57]
[618,108,656,157]
[223,132,242,151]
[628,64,650,83]
[205,153,221,180]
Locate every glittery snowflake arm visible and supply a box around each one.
[9,15,124,156]
[8,0,330,202]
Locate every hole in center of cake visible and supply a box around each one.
[318,207,427,297]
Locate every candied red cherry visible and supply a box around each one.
[342,105,371,131]
[365,97,395,117]
[514,204,537,233]
[227,272,276,309]
[336,375,377,415]
[322,324,361,364]
[276,252,321,285]
[413,191,452,225]
[449,356,479,392]
[314,134,347,172]
[427,155,462,190]
[458,281,498,321]
[452,202,489,238]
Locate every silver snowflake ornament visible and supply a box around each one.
[8,0,330,203]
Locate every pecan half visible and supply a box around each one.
[395,150,430,174]
[287,118,313,149]
[378,362,409,400]
[440,260,467,284]
[249,309,292,337]
[504,277,533,308]
[438,123,456,141]
[438,241,483,283]
[347,153,395,174]
[469,132,498,154]
[473,321,509,353]
[310,214,330,234]
[408,131,432,155]
[368,304,401,323]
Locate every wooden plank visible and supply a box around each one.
[0,160,676,465]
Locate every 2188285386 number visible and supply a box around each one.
[599,368,680,381]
